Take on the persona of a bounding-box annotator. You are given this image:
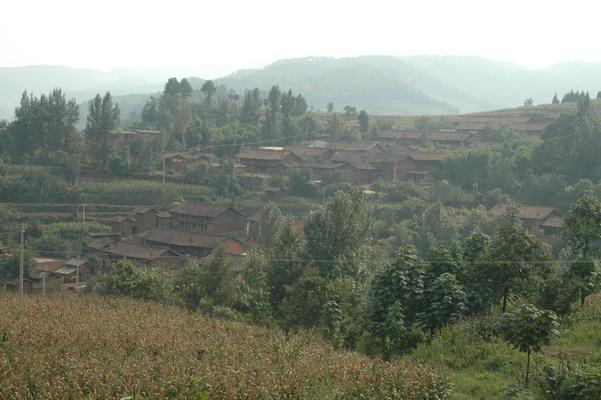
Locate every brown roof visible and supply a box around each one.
[169,203,241,218]
[237,148,294,161]
[490,204,558,220]
[156,211,171,218]
[287,146,331,159]
[307,161,345,170]
[406,152,446,162]
[329,141,384,152]
[380,130,472,143]
[104,240,172,261]
[133,207,158,215]
[112,215,135,223]
[140,229,244,251]
[368,153,405,164]
[85,238,112,252]
[541,216,563,228]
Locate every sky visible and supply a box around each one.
[1,0,600,78]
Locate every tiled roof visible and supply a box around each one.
[52,266,78,276]
[541,216,563,228]
[140,229,240,250]
[169,203,240,218]
[286,146,331,159]
[329,141,383,151]
[104,240,171,261]
[406,152,446,162]
[380,130,472,142]
[237,148,293,161]
[65,258,88,267]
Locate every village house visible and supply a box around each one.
[139,229,247,259]
[164,151,212,171]
[286,146,333,163]
[263,186,287,202]
[169,203,245,234]
[156,211,172,229]
[327,153,379,184]
[379,130,473,148]
[328,141,385,158]
[382,152,445,184]
[111,215,136,237]
[133,207,160,233]
[100,239,184,270]
[489,204,563,238]
[236,148,302,174]
[32,256,66,289]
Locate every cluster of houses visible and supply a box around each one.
[235,142,447,186]
[101,204,250,270]
[489,203,563,241]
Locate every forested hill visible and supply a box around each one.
[216,56,601,114]
[3,56,601,119]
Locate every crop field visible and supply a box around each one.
[0,295,452,399]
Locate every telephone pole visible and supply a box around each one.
[162,153,166,184]
[19,226,24,296]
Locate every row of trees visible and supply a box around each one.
[91,189,600,362]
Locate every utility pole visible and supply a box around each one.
[162,153,166,184]
[19,226,24,296]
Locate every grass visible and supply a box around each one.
[0,294,452,399]
[407,294,601,399]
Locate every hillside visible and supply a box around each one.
[0,294,451,399]
[3,56,601,120]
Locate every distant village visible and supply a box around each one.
[4,106,566,293]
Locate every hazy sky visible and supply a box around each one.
[1,0,599,77]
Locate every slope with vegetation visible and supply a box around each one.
[0,294,452,399]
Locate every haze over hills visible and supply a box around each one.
[2,56,601,120]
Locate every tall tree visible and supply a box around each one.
[304,189,373,279]
[266,218,303,307]
[142,96,159,125]
[563,194,601,258]
[552,93,560,104]
[85,92,120,167]
[490,209,549,312]
[367,245,425,355]
[241,88,262,125]
[358,110,369,135]
[179,78,193,97]
[201,80,217,104]
[500,304,559,387]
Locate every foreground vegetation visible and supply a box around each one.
[0,294,451,399]
[411,293,601,399]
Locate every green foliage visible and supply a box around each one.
[490,209,550,312]
[421,272,467,334]
[0,252,35,284]
[95,260,174,303]
[9,89,80,160]
[358,110,369,134]
[174,247,237,312]
[86,92,120,167]
[304,189,373,279]
[563,194,601,257]
[501,304,559,387]
[288,167,317,198]
[367,245,426,356]
[266,217,303,308]
[534,105,601,180]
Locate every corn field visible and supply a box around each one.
[0,294,452,399]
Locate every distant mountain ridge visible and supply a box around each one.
[2,56,601,120]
